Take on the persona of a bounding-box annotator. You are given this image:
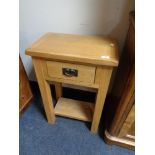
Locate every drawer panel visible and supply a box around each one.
[46,61,96,83]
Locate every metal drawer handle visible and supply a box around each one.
[62,68,78,77]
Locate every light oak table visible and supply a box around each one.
[26,32,119,133]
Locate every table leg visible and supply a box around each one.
[32,58,55,124]
[55,82,62,100]
[91,67,112,133]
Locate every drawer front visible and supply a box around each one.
[46,61,96,83]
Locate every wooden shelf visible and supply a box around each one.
[54,97,94,122]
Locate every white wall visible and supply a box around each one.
[20,0,134,81]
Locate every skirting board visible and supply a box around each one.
[104,129,135,150]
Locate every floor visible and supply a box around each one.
[19,82,135,155]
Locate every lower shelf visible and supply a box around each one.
[54,97,94,122]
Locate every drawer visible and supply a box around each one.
[46,61,96,83]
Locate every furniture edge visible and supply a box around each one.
[19,94,33,116]
[104,129,135,150]
[19,55,33,115]
[25,50,119,67]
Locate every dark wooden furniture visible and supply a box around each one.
[104,12,135,149]
[19,56,33,114]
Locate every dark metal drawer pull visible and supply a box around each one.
[62,68,78,77]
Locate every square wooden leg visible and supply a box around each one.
[33,58,55,124]
[55,82,62,100]
[91,67,112,133]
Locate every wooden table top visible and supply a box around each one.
[26,32,119,66]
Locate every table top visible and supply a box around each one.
[26,32,119,66]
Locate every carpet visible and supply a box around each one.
[19,82,134,155]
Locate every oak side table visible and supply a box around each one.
[26,32,119,133]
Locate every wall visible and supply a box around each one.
[20,0,134,81]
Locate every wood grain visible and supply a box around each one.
[19,56,33,113]
[109,67,135,135]
[118,104,135,138]
[91,66,112,133]
[26,32,118,133]
[55,82,62,100]
[42,60,99,89]
[55,97,94,122]
[45,76,99,89]
[104,130,135,150]
[32,58,55,123]
[104,11,135,149]
[46,61,96,84]
[26,32,119,66]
